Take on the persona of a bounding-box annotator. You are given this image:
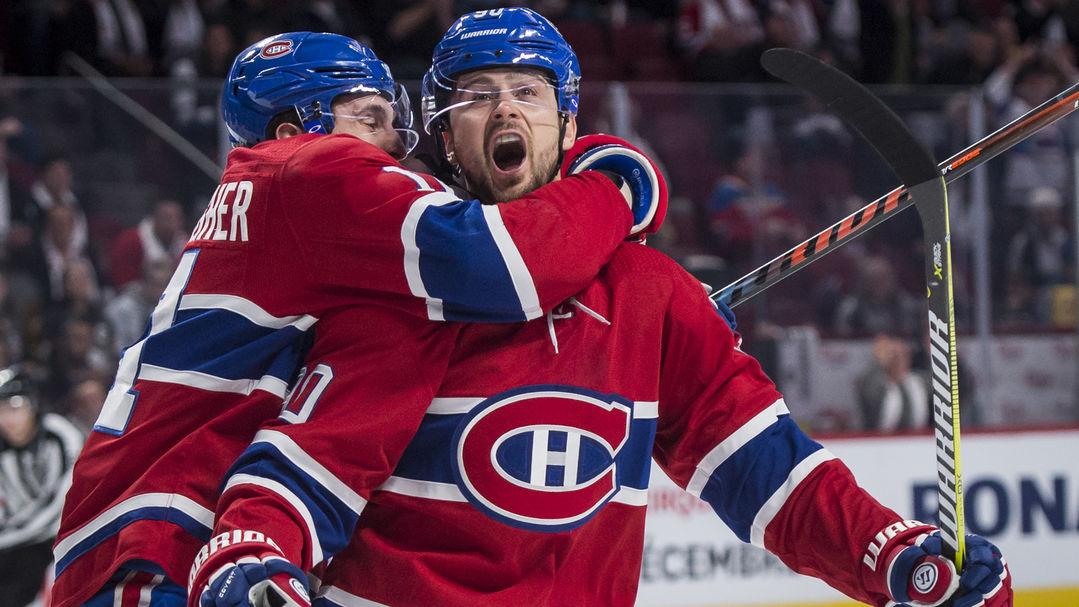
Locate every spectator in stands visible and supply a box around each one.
[0,116,25,251]
[22,154,87,253]
[367,0,456,79]
[46,317,112,407]
[707,140,803,267]
[43,258,106,354]
[834,255,922,337]
[62,0,154,77]
[109,198,184,289]
[855,334,929,432]
[1004,186,1074,324]
[66,377,107,434]
[0,366,83,607]
[922,20,1005,85]
[106,256,173,352]
[855,0,934,84]
[676,0,765,81]
[986,45,1077,206]
[17,205,94,303]
[761,0,820,53]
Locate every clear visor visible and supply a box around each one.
[298,82,420,158]
[422,68,567,133]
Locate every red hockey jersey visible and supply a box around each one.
[52,133,633,607]
[212,244,920,606]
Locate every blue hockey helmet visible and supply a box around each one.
[421,8,581,133]
[222,32,417,152]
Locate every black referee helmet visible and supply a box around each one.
[0,366,38,408]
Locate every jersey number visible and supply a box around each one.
[95,249,199,435]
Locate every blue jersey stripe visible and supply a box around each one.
[699,415,823,543]
[416,201,526,322]
[140,308,312,383]
[54,506,212,576]
[392,412,655,491]
[225,443,358,559]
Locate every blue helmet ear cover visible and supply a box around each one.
[222,32,400,147]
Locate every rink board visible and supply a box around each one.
[637,428,1079,606]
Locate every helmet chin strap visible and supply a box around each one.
[547,113,570,184]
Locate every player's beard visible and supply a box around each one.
[461,140,559,204]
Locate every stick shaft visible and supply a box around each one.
[714,81,1079,307]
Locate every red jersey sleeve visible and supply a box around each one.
[277,135,633,322]
[652,266,911,605]
[210,305,459,570]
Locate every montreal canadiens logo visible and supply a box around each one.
[451,385,633,532]
[260,40,293,59]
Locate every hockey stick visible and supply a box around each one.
[747,48,966,572]
[712,78,1079,309]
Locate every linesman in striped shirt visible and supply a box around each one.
[0,366,83,606]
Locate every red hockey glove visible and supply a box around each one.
[188,530,311,607]
[866,521,1012,607]
[562,134,668,236]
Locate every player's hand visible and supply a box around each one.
[885,530,1012,607]
[562,133,668,236]
[713,296,737,332]
[188,531,311,607]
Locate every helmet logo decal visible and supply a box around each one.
[260,40,294,59]
[460,28,508,40]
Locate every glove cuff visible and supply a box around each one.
[188,529,287,593]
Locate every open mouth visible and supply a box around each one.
[491,133,527,173]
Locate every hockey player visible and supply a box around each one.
[191,11,1012,607]
[52,32,664,607]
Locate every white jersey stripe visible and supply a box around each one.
[400,191,458,321]
[749,449,836,548]
[113,569,136,607]
[318,585,391,606]
[427,397,485,415]
[633,401,659,419]
[379,477,467,502]
[426,397,656,417]
[137,364,289,398]
[687,398,790,497]
[139,575,164,607]
[54,492,214,565]
[378,476,649,508]
[252,429,368,515]
[611,486,648,506]
[481,205,541,320]
[223,473,324,565]
[177,294,317,331]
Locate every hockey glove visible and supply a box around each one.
[188,530,311,607]
[869,522,1012,607]
[562,134,668,236]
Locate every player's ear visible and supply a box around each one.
[561,116,578,152]
[441,129,459,168]
[275,122,303,139]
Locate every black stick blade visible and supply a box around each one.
[760,48,939,187]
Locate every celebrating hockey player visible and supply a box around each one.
[51,32,664,607]
[190,10,1012,607]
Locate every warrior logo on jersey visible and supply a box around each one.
[260,40,294,59]
[451,385,633,532]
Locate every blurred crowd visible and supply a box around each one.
[3,0,1079,86]
[0,0,1077,435]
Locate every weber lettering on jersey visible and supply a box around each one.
[190,180,253,243]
